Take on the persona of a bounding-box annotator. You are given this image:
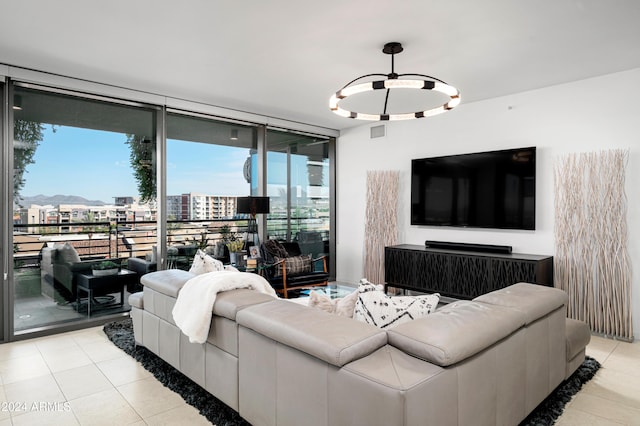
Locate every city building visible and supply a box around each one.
[167,193,238,221]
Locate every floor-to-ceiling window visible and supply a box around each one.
[266,129,334,275]
[1,70,336,340]
[11,84,157,335]
[165,112,258,268]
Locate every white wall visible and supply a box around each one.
[336,68,640,339]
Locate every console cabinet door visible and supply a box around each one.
[384,248,414,287]
[449,255,491,298]
[385,245,553,299]
[415,251,448,293]
[490,259,538,292]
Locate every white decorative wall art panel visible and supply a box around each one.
[554,149,632,340]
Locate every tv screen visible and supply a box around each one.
[411,147,536,230]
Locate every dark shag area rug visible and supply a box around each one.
[104,318,600,426]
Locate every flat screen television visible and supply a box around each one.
[411,147,536,230]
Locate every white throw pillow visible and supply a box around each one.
[354,278,439,329]
[334,289,359,317]
[308,290,335,313]
[308,289,359,318]
[57,242,81,263]
[189,249,224,275]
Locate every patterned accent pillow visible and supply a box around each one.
[354,278,439,329]
[274,254,312,276]
[189,249,224,275]
[263,239,289,259]
[308,289,359,318]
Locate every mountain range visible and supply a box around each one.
[16,194,108,208]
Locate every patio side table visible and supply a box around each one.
[76,269,138,317]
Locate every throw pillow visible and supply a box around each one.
[274,254,312,276]
[189,249,224,275]
[308,289,359,318]
[56,242,81,264]
[357,278,384,292]
[309,290,335,313]
[354,279,439,329]
[334,289,359,317]
[263,239,289,259]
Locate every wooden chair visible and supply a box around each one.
[259,240,329,298]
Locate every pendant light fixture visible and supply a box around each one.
[329,42,461,121]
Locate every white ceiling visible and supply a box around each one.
[2,0,640,132]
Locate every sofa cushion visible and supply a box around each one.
[141,269,195,298]
[332,345,456,426]
[128,291,144,309]
[212,288,276,321]
[473,283,568,325]
[387,300,525,366]
[353,280,439,329]
[237,299,387,367]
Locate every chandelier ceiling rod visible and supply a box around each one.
[382,42,402,115]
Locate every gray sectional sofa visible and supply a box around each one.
[129,270,591,426]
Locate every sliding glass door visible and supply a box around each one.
[266,129,334,275]
[165,112,257,268]
[11,85,157,335]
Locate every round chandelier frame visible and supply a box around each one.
[329,42,461,121]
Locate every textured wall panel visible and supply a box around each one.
[554,149,632,340]
[363,171,399,284]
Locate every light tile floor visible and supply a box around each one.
[558,335,640,426]
[0,326,637,425]
[0,326,211,425]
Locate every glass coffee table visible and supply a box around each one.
[76,269,138,317]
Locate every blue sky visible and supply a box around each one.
[22,126,253,203]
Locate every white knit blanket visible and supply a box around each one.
[172,271,277,344]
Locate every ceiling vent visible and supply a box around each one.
[370,124,386,139]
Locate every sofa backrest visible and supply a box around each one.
[473,282,568,323]
[237,299,387,367]
[386,300,525,366]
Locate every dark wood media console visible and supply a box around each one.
[384,244,553,299]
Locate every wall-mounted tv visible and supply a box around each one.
[411,147,536,230]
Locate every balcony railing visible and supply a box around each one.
[13,216,329,271]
